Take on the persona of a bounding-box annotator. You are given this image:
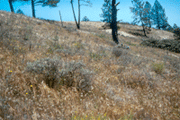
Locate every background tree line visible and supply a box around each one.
[100,0,180,39]
[7,0,180,44]
[7,0,120,43]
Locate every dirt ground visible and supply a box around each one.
[64,21,175,40]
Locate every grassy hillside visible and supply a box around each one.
[0,11,180,120]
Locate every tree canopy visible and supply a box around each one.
[130,0,147,36]
[151,0,168,29]
[143,1,152,28]
[100,0,112,23]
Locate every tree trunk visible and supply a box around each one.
[148,19,151,28]
[8,0,14,13]
[70,0,79,29]
[31,0,36,18]
[111,0,119,44]
[156,8,160,29]
[142,23,147,36]
[78,0,80,29]
[59,10,63,27]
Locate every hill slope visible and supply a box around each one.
[0,11,180,120]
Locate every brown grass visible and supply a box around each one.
[0,11,180,120]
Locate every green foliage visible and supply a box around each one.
[46,39,63,54]
[89,52,103,61]
[151,0,169,29]
[71,113,109,120]
[152,62,164,74]
[16,9,24,15]
[130,0,148,36]
[143,1,152,28]
[74,42,84,49]
[71,111,134,120]
[130,0,145,25]
[97,33,106,38]
[82,16,90,21]
[173,25,180,40]
[125,41,137,46]
[100,0,112,23]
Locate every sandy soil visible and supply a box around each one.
[65,21,175,40]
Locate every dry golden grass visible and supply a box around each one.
[0,11,180,120]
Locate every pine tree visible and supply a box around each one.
[11,0,60,18]
[151,0,168,30]
[173,24,180,40]
[32,0,60,18]
[16,9,24,15]
[100,0,112,23]
[173,23,178,30]
[130,0,147,36]
[82,16,90,21]
[143,1,152,28]
[166,24,173,32]
[8,0,29,13]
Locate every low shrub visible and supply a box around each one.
[26,57,94,92]
[89,52,103,61]
[152,62,164,74]
[112,47,123,57]
[141,39,180,53]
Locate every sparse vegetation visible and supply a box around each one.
[174,26,180,40]
[112,47,123,57]
[152,62,164,74]
[0,11,180,120]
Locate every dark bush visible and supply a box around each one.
[82,16,90,22]
[174,27,180,40]
[112,47,123,57]
[141,39,180,53]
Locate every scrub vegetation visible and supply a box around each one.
[0,11,180,120]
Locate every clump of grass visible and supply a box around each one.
[19,26,33,41]
[112,47,123,57]
[46,40,64,54]
[73,41,84,49]
[71,112,110,120]
[116,51,132,66]
[164,55,180,72]
[97,33,106,38]
[125,41,137,46]
[152,62,164,74]
[54,48,73,56]
[89,52,103,61]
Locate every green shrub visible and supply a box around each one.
[74,42,84,49]
[125,41,136,46]
[97,34,106,38]
[89,52,103,61]
[152,62,164,74]
[46,40,64,54]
